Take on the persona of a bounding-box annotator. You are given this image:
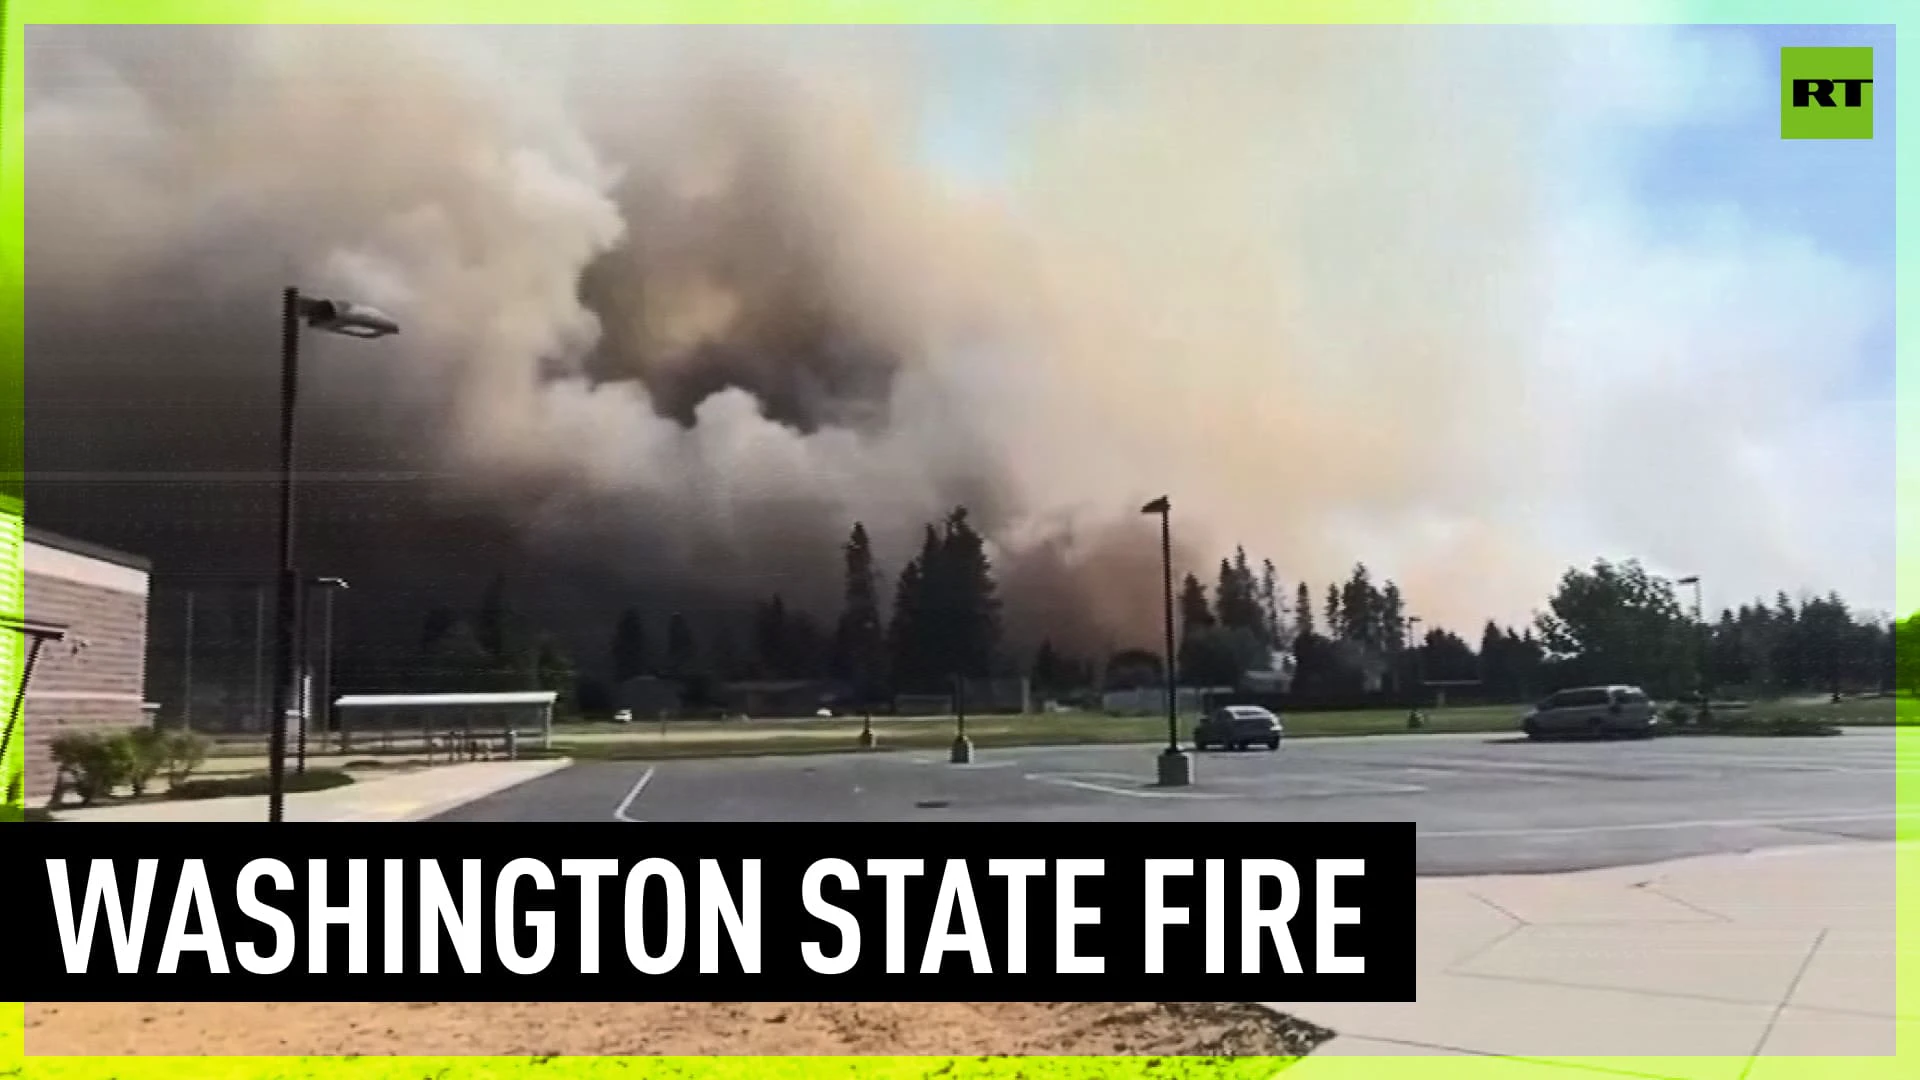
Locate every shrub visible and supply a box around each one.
[48,732,136,805]
[125,727,168,797]
[161,732,208,787]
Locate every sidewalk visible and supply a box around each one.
[45,758,570,822]
[1272,839,1914,1078]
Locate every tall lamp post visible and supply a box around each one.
[1676,575,1708,724]
[300,576,349,773]
[269,289,398,823]
[1405,615,1424,728]
[1142,496,1191,787]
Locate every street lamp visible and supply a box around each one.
[269,289,398,823]
[1676,575,1708,724]
[1141,496,1191,788]
[299,576,349,774]
[1405,615,1424,729]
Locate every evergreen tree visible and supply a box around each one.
[888,526,940,692]
[939,507,1002,678]
[1294,582,1316,638]
[1031,640,1063,697]
[665,613,696,683]
[1179,573,1214,629]
[1380,581,1406,653]
[610,608,650,684]
[476,572,511,666]
[835,522,886,702]
[753,595,791,678]
[534,635,577,714]
[1324,583,1344,640]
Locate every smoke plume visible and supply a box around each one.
[22,25,1893,666]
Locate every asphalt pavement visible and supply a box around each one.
[433,729,1908,875]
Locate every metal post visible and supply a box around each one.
[319,585,336,742]
[295,580,310,775]
[181,590,195,733]
[2,635,52,799]
[1160,510,1177,751]
[268,286,301,823]
[1143,496,1190,787]
[949,672,973,764]
[253,582,266,730]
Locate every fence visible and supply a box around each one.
[332,691,556,760]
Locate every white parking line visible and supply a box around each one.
[1421,809,1918,840]
[1207,772,1430,796]
[612,766,657,822]
[1025,772,1233,800]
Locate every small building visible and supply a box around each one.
[8,520,152,804]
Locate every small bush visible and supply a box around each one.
[124,727,167,797]
[161,731,208,787]
[1687,713,1841,738]
[49,732,136,805]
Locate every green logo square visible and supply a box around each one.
[1781,47,1874,139]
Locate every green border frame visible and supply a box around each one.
[0,2,1912,1079]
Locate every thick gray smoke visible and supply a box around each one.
[25,24,1892,666]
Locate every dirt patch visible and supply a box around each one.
[28,1000,1333,1057]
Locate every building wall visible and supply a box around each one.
[20,531,151,803]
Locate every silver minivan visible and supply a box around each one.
[1522,685,1659,740]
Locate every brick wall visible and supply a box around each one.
[19,537,150,804]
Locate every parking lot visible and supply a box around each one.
[436,728,1909,874]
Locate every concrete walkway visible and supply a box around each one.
[47,759,570,822]
[1272,839,1914,1078]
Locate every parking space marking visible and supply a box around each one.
[1205,772,1430,796]
[1422,809,1917,840]
[612,766,657,822]
[1024,772,1234,800]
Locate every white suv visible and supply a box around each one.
[1522,685,1659,740]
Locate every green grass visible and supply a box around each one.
[163,767,355,801]
[546,706,1518,761]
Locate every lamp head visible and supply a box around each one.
[300,298,400,339]
[1141,496,1171,515]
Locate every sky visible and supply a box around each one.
[23,23,1904,649]
[911,24,1900,622]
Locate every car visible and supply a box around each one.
[1194,704,1283,751]
[1521,685,1659,740]
[612,709,633,724]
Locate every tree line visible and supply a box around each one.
[406,510,1911,711]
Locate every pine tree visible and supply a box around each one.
[835,523,885,702]
[1179,573,1214,629]
[940,507,1001,679]
[754,595,791,678]
[476,572,511,666]
[1259,559,1282,645]
[1294,582,1316,638]
[611,608,650,684]
[665,613,696,683]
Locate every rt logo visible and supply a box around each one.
[1781,47,1874,139]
